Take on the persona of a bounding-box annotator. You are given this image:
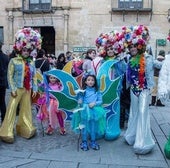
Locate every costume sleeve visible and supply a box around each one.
[158,59,169,96]
[153,59,163,69]
[32,61,38,92]
[96,91,103,106]
[7,59,17,92]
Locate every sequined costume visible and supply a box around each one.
[124,53,155,154]
[0,56,37,143]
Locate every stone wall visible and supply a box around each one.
[0,0,169,56]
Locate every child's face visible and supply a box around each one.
[85,76,95,87]
[49,76,57,84]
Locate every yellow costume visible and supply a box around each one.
[0,57,37,143]
[0,27,41,143]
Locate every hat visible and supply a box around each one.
[122,25,147,53]
[95,30,125,57]
[13,27,42,53]
[158,50,165,57]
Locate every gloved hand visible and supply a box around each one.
[158,93,168,102]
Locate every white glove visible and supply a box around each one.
[74,89,85,94]
[158,93,168,102]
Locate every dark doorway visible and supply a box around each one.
[33,26,55,55]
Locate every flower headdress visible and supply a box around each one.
[95,30,125,58]
[13,27,42,54]
[122,25,147,53]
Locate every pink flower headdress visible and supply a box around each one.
[95,30,125,58]
[122,25,147,52]
[13,27,42,55]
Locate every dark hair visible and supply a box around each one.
[85,49,96,60]
[82,74,98,91]
[158,50,165,57]
[57,53,65,63]
[87,49,96,55]
[37,49,46,58]
[66,51,72,55]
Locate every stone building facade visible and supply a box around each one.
[1,0,170,57]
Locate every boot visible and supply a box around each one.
[149,96,156,106]
[156,99,165,107]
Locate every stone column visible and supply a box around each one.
[63,8,69,53]
[8,10,14,45]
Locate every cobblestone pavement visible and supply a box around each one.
[0,90,169,168]
[2,90,78,153]
[0,108,78,153]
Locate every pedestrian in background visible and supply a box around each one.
[35,49,50,74]
[66,51,73,62]
[55,53,66,70]
[0,41,9,123]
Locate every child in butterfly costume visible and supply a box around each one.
[37,74,66,135]
[72,74,106,151]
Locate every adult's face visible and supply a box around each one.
[106,46,114,57]
[21,48,30,58]
[129,45,138,56]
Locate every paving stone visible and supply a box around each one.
[17,160,50,168]
[48,161,77,168]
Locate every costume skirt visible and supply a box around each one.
[71,104,106,138]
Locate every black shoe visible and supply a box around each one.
[149,103,155,106]
[156,99,165,107]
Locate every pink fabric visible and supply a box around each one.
[37,83,64,129]
[48,99,64,129]
[49,82,62,91]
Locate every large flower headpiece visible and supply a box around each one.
[13,27,42,54]
[95,30,125,57]
[122,25,147,52]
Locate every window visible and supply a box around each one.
[0,27,4,43]
[29,0,51,10]
[118,0,143,9]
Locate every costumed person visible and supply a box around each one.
[0,27,42,143]
[72,74,106,151]
[123,26,156,154]
[95,30,127,140]
[158,36,170,159]
[150,50,165,106]
[0,41,9,123]
[37,74,66,135]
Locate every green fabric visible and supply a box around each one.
[164,137,170,159]
[129,54,140,67]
